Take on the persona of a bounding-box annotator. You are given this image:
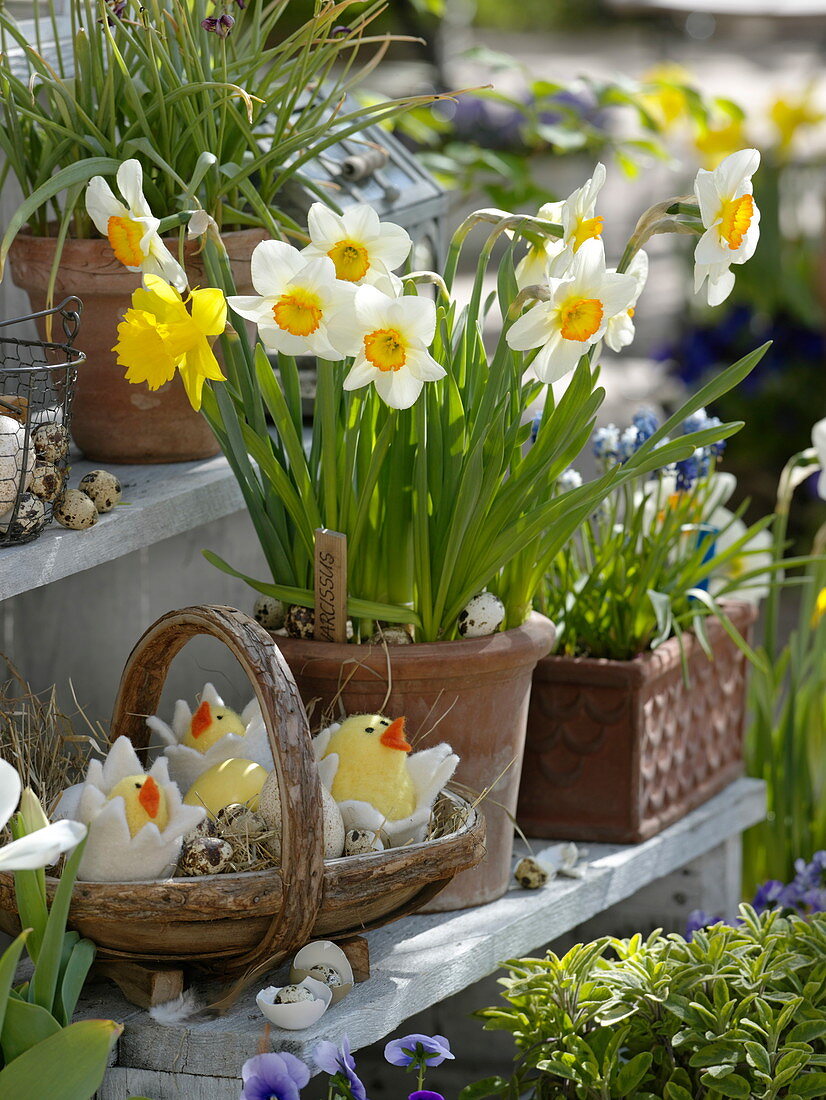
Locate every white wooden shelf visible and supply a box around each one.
[0,455,244,603]
[85,777,766,1098]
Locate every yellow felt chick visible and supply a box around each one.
[323,715,417,821]
[181,699,247,753]
[106,774,170,837]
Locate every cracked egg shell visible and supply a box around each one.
[457,592,505,638]
[256,976,332,1030]
[290,940,354,1004]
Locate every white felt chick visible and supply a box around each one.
[314,714,458,848]
[147,682,273,792]
[54,737,205,882]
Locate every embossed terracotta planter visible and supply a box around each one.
[275,613,556,910]
[516,602,757,844]
[7,229,266,463]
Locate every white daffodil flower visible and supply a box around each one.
[693,148,761,307]
[604,250,648,353]
[708,506,774,603]
[326,283,445,409]
[0,758,86,872]
[301,203,412,286]
[85,159,187,291]
[812,416,826,500]
[515,165,607,289]
[227,240,355,360]
[506,239,637,384]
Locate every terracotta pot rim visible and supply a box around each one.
[9,226,267,246]
[274,611,556,675]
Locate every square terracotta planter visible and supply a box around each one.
[516,601,758,844]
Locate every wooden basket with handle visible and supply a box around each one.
[0,606,486,995]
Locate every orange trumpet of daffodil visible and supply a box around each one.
[113,275,227,410]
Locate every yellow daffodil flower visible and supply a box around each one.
[770,88,824,155]
[693,148,761,307]
[113,275,227,410]
[694,118,749,169]
[85,160,187,290]
[507,239,637,383]
[811,588,826,628]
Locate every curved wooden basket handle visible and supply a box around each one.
[109,605,325,971]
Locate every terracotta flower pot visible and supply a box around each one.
[7,229,266,463]
[516,601,758,844]
[274,612,556,910]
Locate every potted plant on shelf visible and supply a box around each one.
[89,145,766,906]
[0,0,434,463]
[516,408,774,844]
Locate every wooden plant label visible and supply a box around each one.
[314,529,348,643]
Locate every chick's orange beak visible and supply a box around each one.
[190,699,212,739]
[138,775,161,818]
[380,717,412,753]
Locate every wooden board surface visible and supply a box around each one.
[0,454,244,603]
[81,778,765,1087]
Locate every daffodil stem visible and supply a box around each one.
[666,201,701,218]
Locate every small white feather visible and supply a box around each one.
[149,989,203,1026]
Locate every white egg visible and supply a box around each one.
[0,416,34,518]
[258,770,345,859]
[457,592,506,638]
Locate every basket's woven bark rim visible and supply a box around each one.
[108,604,325,972]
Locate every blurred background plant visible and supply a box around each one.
[536,407,776,662]
[743,427,826,892]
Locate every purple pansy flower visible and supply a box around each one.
[409,1093,445,1100]
[384,1034,454,1068]
[240,1052,310,1100]
[752,878,785,913]
[313,1036,367,1100]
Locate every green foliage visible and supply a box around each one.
[744,449,826,890]
[0,0,434,271]
[466,908,826,1100]
[0,815,119,1096]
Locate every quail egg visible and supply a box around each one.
[368,627,413,645]
[54,489,98,530]
[30,461,65,503]
[514,855,549,890]
[78,469,122,513]
[344,828,385,856]
[258,769,345,859]
[186,817,220,841]
[256,977,332,1029]
[177,835,234,876]
[274,984,314,1005]
[216,803,267,838]
[457,592,506,638]
[32,423,70,464]
[0,492,46,541]
[253,594,286,630]
[0,415,34,517]
[285,604,314,639]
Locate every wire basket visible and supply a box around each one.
[0,297,84,547]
